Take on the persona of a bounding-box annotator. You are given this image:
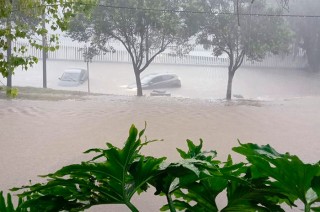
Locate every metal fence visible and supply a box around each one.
[12,41,306,69]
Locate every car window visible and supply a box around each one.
[150,76,164,83]
[141,75,157,83]
[61,72,81,81]
[162,75,174,80]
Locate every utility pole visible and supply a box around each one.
[6,35,12,88]
[83,45,93,93]
[82,26,97,94]
[86,53,90,93]
[42,11,47,88]
[6,0,13,88]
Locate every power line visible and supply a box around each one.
[84,3,320,18]
[6,2,320,19]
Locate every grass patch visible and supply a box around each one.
[0,86,102,101]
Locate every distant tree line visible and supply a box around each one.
[288,0,320,72]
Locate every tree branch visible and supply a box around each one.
[140,35,170,72]
[140,47,166,73]
[137,26,146,68]
[234,49,245,70]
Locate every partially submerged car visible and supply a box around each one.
[128,73,181,89]
[58,68,88,86]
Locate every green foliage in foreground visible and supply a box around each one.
[0,191,26,212]
[2,124,320,212]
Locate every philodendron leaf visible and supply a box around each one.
[128,156,166,195]
[311,176,320,198]
[0,191,7,212]
[177,139,203,159]
[233,142,320,209]
[177,139,217,161]
[14,124,164,212]
[233,142,283,160]
[6,193,14,212]
[160,200,192,211]
[0,191,26,212]
[223,177,286,212]
[154,139,228,212]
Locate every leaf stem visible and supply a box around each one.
[305,203,310,212]
[126,201,139,212]
[166,193,177,212]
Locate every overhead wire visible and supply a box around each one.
[5,2,320,19]
[81,3,320,18]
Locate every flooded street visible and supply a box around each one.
[2,61,320,100]
[1,62,320,211]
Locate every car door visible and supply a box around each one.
[149,76,164,88]
[160,75,175,87]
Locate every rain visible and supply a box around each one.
[0,0,320,211]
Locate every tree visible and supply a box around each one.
[67,0,195,96]
[288,0,320,72]
[1,0,41,88]
[197,0,291,100]
[0,0,86,90]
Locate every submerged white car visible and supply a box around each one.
[128,73,181,89]
[58,68,88,86]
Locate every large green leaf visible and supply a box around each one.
[153,139,241,212]
[174,159,250,212]
[222,175,286,212]
[158,140,289,212]
[233,142,320,211]
[14,124,165,211]
[0,191,27,212]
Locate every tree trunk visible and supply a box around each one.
[304,33,320,72]
[134,69,143,96]
[226,70,235,100]
[306,47,320,72]
[6,39,12,88]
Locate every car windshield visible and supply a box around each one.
[60,72,81,81]
[140,74,158,84]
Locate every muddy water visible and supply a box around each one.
[1,94,320,211]
[2,61,320,100]
[1,61,320,211]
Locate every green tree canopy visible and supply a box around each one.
[196,0,291,100]
[67,0,196,96]
[0,0,90,85]
[288,0,320,72]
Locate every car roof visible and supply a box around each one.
[63,68,86,74]
[143,73,178,77]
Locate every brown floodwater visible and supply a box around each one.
[2,61,320,100]
[1,94,320,211]
[1,62,320,211]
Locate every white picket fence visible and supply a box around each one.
[11,41,306,69]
